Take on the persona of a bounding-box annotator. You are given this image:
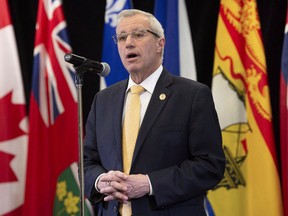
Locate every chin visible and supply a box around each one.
[125,64,140,74]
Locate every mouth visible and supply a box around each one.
[126,52,138,60]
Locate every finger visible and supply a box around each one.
[110,180,128,191]
[100,186,115,195]
[113,170,128,179]
[114,191,129,202]
[103,192,129,202]
[101,171,128,182]
[106,181,111,187]
[103,194,115,202]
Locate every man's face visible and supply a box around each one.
[116,14,164,78]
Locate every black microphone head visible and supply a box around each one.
[64,53,86,67]
[64,53,71,62]
[99,62,111,77]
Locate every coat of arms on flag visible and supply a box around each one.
[207,1,283,215]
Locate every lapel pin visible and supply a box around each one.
[159,93,166,101]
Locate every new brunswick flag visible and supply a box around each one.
[207,0,283,215]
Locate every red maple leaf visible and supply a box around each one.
[0,92,26,141]
[0,150,17,183]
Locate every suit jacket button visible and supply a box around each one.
[113,205,118,212]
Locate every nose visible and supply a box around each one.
[125,34,135,47]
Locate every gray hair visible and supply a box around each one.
[117,9,165,59]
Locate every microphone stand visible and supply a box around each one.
[65,53,110,216]
[74,67,85,216]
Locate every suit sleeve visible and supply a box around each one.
[148,84,226,207]
[83,94,106,204]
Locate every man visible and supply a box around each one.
[83,9,225,216]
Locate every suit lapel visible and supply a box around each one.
[112,81,128,171]
[132,70,173,165]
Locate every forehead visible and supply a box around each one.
[116,14,150,33]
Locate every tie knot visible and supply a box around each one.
[130,85,145,95]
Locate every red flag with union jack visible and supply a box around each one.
[23,0,81,215]
[280,8,288,216]
[0,0,28,215]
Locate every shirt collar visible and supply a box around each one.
[126,65,163,94]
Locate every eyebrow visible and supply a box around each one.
[116,28,145,34]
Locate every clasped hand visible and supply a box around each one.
[97,170,150,203]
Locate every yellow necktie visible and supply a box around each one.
[120,85,145,216]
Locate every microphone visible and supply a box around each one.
[64,53,110,77]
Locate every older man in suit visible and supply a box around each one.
[83,9,225,216]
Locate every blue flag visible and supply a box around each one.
[101,0,132,89]
[154,0,197,80]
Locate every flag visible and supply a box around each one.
[154,0,197,80]
[100,0,132,89]
[23,0,92,215]
[0,0,29,215]
[54,162,94,215]
[207,0,283,215]
[280,8,288,216]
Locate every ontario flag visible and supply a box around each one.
[100,0,132,89]
[0,0,28,215]
[154,0,197,80]
[207,0,283,215]
[23,0,93,215]
[280,8,288,216]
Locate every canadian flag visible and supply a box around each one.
[0,0,29,215]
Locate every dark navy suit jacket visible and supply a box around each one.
[83,69,226,216]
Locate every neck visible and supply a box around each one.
[130,73,147,84]
[130,63,161,84]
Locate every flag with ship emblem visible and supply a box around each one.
[207,0,283,215]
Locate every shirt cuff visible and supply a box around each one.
[95,173,105,192]
[146,174,154,196]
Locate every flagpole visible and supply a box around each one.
[75,71,85,216]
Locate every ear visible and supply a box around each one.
[156,37,165,53]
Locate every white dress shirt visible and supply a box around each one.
[123,65,163,125]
